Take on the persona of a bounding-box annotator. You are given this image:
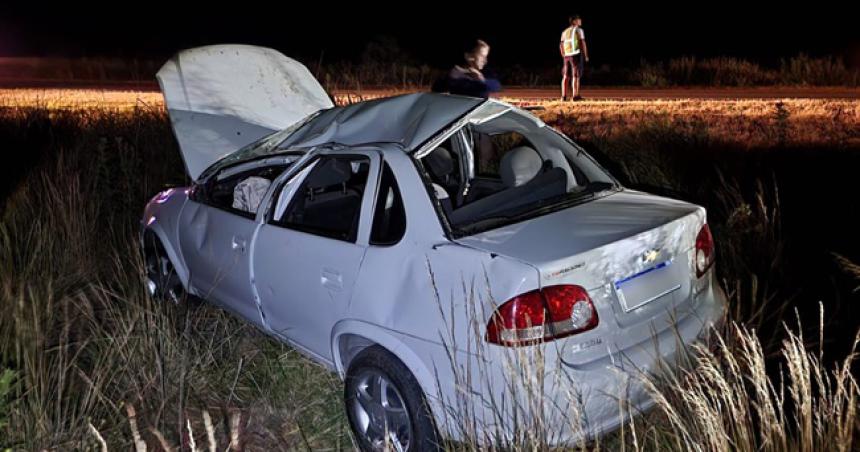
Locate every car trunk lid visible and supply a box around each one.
[456,190,705,326]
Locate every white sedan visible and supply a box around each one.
[142,45,727,450]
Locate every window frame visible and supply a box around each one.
[264,150,381,245]
[369,161,407,247]
[190,154,301,220]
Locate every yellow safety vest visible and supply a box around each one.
[562,26,581,56]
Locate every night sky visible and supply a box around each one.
[2,2,858,68]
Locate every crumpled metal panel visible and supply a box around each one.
[157,45,333,180]
[280,93,483,151]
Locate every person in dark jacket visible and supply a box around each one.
[432,39,501,98]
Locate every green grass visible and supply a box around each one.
[0,104,858,449]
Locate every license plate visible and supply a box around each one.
[614,260,682,312]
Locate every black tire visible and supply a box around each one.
[344,346,441,452]
[143,232,188,304]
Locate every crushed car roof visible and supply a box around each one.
[278,92,485,151]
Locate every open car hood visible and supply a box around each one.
[157,44,333,181]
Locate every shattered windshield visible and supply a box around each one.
[418,107,618,237]
[198,111,321,180]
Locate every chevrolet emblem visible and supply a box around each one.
[642,249,660,264]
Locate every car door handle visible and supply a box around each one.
[321,268,343,292]
[231,236,247,253]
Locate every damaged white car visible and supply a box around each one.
[142,45,727,450]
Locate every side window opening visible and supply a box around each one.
[194,163,288,217]
[421,136,460,205]
[273,155,370,242]
[370,163,406,246]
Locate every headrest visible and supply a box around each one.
[500,146,543,188]
[307,158,352,189]
[425,146,455,179]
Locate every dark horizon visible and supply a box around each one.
[2,3,859,69]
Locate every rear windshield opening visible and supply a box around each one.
[419,109,617,236]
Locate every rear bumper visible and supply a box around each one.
[556,277,728,444]
[432,274,728,446]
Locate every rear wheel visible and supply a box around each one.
[143,232,186,304]
[344,346,440,452]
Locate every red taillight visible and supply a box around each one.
[695,224,715,278]
[486,285,598,347]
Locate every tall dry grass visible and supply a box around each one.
[635,55,859,88]
[0,108,350,449]
[538,99,860,150]
[641,318,859,452]
[3,53,856,87]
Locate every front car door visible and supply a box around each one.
[177,157,301,327]
[178,194,262,326]
[252,150,379,362]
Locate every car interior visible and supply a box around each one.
[423,138,459,215]
[197,163,288,217]
[421,121,581,227]
[275,156,370,242]
[369,163,407,245]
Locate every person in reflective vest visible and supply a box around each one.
[560,15,590,101]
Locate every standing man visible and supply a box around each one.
[560,15,589,101]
